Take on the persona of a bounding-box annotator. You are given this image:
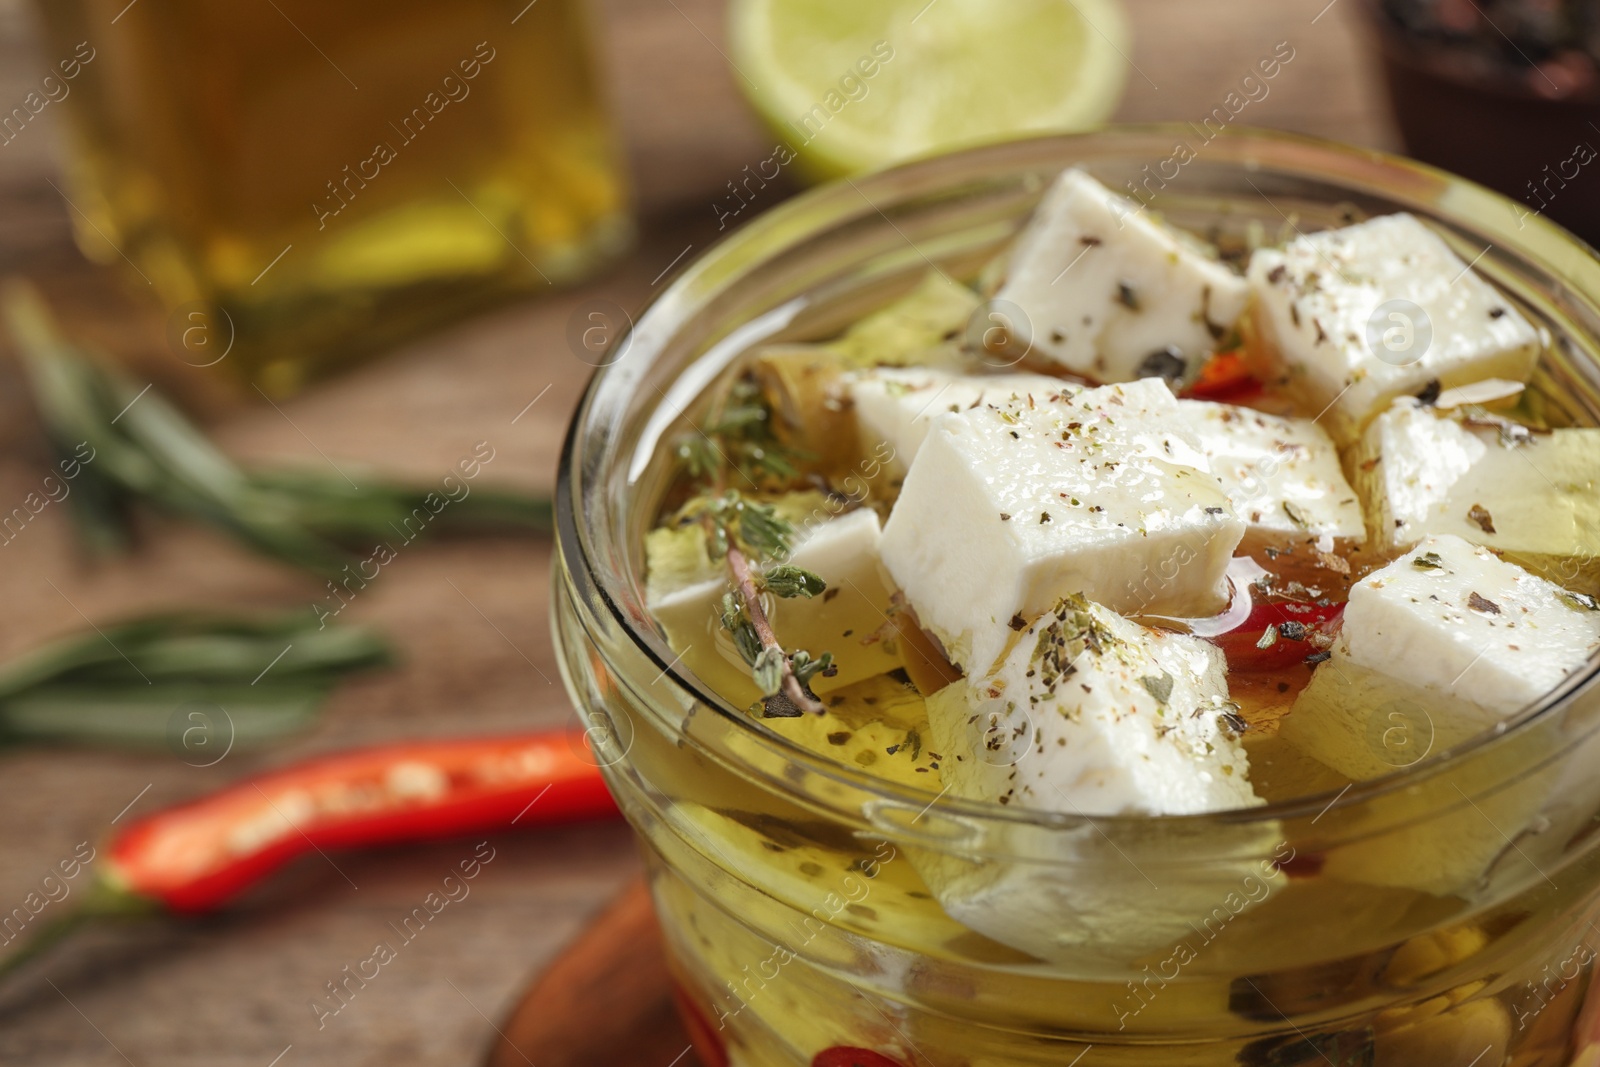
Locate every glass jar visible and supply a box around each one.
[31,0,631,394]
[552,127,1600,1066]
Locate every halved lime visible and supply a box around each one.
[729,0,1132,181]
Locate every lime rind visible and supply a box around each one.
[729,0,1132,180]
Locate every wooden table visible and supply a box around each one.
[0,1,1393,1062]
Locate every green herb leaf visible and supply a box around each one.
[2,282,551,578]
[1139,671,1175,704]
[752,646,786,696]
[0,612,390,749]
[763,565,827,599]
[737,501,795,559]
[1411,552,1444,571]
[790,649,834,688]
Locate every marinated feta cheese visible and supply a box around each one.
[1281,535,1600,779]
[1247,213,1541,441]
[994,168,1248,385]
[848,367,1074,472]
[929,594,1262,816]
[879,378,1244,672]
[1352,398,1600,591]
[649,507,900,699]
[916,595,1277,959]
[1280,536,1600,895]
[1177,399,1365,556]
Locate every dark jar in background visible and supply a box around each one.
[1364,0,1600,248]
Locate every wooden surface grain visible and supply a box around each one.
[0,0,1392,1063]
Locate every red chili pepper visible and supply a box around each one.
[106,730,617,914]
[1206,600,1344,673]
[812,1049,908,1067]
[1182,350,1263,403]
[1,731,617,977]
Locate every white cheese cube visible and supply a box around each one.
[649,508,900,699]
[1280,537,1600,896]
[996,168,1249,385]
[847,367,1074,473]
[1281,535,1600,779]
[879,378,1244,673]
[1353,399,1600,592]
[930,594,1262,816]
[1177,399,1365,556]
[915,595,1277,959]
[1247,213,1541,441]
[1343,534,1600,713]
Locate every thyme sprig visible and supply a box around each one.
[674,376,832,716]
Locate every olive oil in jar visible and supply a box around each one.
[33,0,631,393]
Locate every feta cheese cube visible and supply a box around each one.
[848,367,1074,473]
[1280,534,1600,781]
[1352,399,1600,592]
[879,379,1244,672]
[930,595,1262,816]
[1279,537,1600,896]
[996,168,1249,385]
[1247,213,1541,441]
[649,507,900,699]
[915,595,1278,959]
[1344,534,1600,712]
[1177,399,1365,556]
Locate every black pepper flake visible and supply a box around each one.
[1080,235,1102,247]
[1278,620,1308,641]
[1267,264,1287,285]
[1117,282,1141,311]
[1303,650,1332,667]
[1136,346,1187,384]
[1008,613,1027,631]
[1489,307,1506,319]
[1277,682,1290,693]
[1468,503,1496,534]
[826,731,852,746]
[1416,379,1442,406]
[1220,711,1249,736]
[1205,506,1225,516]
[1040,511,1052,523]
[1468,591,1502,615]
[1000,512,1012,521]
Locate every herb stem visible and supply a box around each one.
[724,541,823,715]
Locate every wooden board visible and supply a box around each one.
[486,877,703,1067]
[0,0,1393,1062]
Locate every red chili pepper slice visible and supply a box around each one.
[1206,601,1344,673]
[1182,350,1263,403]
[812,1048,908,1067]
[102,730,617,914]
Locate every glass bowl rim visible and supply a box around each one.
[556,122,1600,833]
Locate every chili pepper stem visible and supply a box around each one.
[0,874,158,983]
